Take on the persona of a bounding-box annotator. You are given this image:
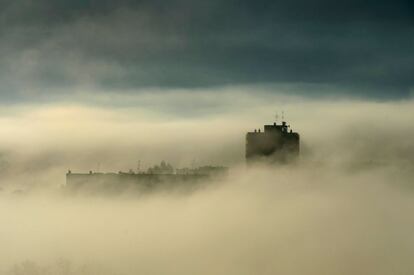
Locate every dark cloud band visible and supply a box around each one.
[0,0,413,100]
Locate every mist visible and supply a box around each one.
[1,165,414,274]
[0,89,413,274]
[1,0,413,273]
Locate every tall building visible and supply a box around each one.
[246,121,300,163]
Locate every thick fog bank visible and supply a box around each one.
[0,95,413,274]
[0,95,413,192]
[1,163,414,275]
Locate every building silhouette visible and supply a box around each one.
[65,162,228,195]
[246,121,300,163]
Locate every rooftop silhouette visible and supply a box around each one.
[246,121,300,164]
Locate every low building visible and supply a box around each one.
[65,163,228,195]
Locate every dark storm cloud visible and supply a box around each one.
[0,0,413,100]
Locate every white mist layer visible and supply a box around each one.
[0,94,413,191]
[0,93,413,274]
[1,165,414,275]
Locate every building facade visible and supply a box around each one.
[246,121,300,163]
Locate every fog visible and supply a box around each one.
[1,91,414,274]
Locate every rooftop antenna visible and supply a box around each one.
[275,111,279,122]
[282,110,285,121]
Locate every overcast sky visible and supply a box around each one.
[0,0,413,103]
